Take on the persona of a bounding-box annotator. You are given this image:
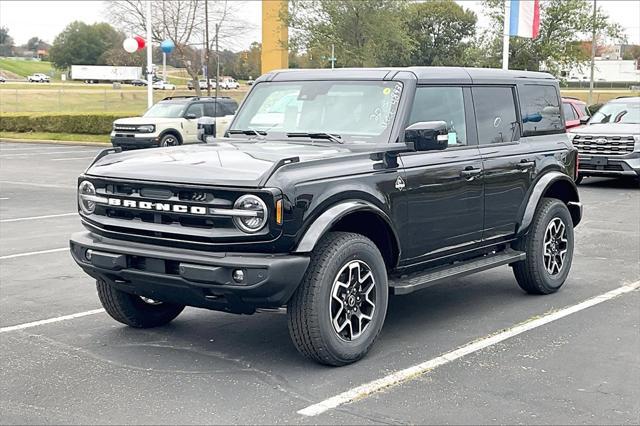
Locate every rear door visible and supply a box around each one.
[183,103,205,142]
[398,86,484,264]
[472,86,533,241]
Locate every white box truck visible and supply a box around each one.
[70,65,142,83]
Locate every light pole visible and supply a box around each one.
[588,0,597,105]
[146,0,153,108]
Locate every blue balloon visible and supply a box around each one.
[160,39,175,54]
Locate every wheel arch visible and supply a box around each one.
[159,129,183,145]
[293,200,401,270]
[517,171,582,235]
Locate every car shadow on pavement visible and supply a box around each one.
[579,176,639,189]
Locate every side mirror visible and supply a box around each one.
[197,116,217,142]
[579,116,590,125]
[185,113,197,120]
[404,121,449,152]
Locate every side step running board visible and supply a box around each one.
[389,249,526,295]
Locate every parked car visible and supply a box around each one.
[73,67,582,366]
[0,76,6,83]
[568,96,640,184]
[187,79,209,90]
[219,77,240,89]
[130,79,147,86]
[246,79,255,86]
[109,95,239,149]
[152,80,176,90]
[27,73,50,83]
[562,97,590,129]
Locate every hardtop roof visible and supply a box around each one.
[262,66,555,85]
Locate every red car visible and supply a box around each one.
[562,97,590,129]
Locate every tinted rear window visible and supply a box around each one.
[519,85,563,136]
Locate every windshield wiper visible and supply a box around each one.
[286,132,343,144]
[228,129,267,136]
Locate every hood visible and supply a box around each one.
[87,139,356,187]
[569,123,640,136]
[113,117,182,125]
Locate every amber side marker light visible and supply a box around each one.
[276,199,283,224]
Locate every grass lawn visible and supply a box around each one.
[560,89,639,104]
[0,58,59,79]
[0,131,110,143]
[0,86,248,113]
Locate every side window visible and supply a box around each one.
[185,103,204,118]
[518,84,563,136]
[409,87,467,146]
[472,87,519,144]
[562,103,578,120]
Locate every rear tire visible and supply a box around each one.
[97,279,185,328]
[575,174,584,185]
[513,198,574,294]
[287,232,388,366]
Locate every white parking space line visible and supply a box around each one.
[297,280,640,417]
[0,309,105,333]
[0,150,99,158]
[0,197,8,200]
[51,156,96,161]
[0,247,68,260]
[0,180,74,189]
[0,212,77,223]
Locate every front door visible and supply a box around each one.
[398,86,484,264]
[471,86,532,241]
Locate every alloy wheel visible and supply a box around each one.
[543,217,568,276]
[329,260,376,341]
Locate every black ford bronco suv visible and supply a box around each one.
[70,67,582,366]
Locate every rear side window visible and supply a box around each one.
[563,103,578,120]
[409,87,467,146]
[472,87,519,144]
[519,85,563,136]
[204,102,231,117]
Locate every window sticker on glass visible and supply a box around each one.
[447,132,457,145]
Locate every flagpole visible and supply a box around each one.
[502,0,511,70]
[146,0,153,108]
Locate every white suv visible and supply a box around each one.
[110,96,239,150]
[27,73,50,83]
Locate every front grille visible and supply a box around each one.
[84,178,276,247]
[572,135,635,156]
[113,125,140,132]
[580,164,624,171]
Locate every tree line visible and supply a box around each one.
[3,0,634,88]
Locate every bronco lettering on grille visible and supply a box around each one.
[107,198,207,215]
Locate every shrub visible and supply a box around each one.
[0,112,137,134]
[587,103,603,115]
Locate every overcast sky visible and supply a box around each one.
[1,0,639,50]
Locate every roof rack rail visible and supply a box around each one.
[162,95,232,101]
[562,96,582,101]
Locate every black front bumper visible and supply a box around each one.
[110,136,158,150]
[70,231,310,314]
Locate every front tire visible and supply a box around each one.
[97,279,185,328]
[575,174,584,185]
[513,198,574,294]
[287,232,388,366]
[159,134,179,147]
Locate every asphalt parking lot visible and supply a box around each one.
[1,141,638,425]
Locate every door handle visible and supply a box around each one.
[517,160,536,170]
[460,167,482,180]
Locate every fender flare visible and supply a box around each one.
[293,200,401,257]
[517,171,581,235]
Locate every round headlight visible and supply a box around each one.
[78,180,96,214]
[233,195,268,233]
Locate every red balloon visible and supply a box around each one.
[134,36,145,50]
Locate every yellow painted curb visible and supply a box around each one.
[0,138,111,147]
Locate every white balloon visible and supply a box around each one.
[123,37,138,53]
